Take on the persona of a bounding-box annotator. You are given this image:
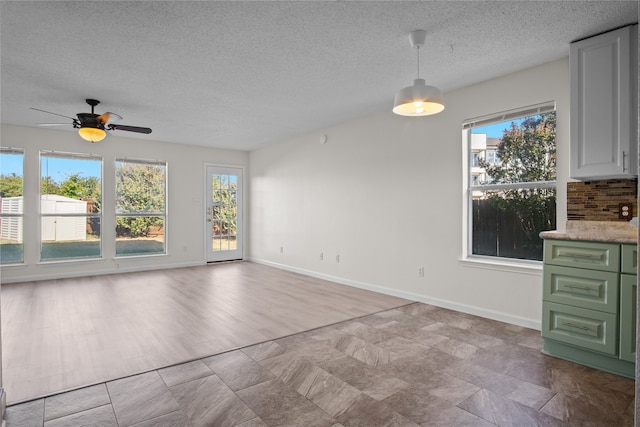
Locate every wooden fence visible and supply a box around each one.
[472,198,556,261]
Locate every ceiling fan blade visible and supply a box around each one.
[30,107,76,120]
[37,123,71,126]
[97,112,123,124]
[108,124,152,134]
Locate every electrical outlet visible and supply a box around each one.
[619,203,633,220]
[280,246,284,253]
[418,267,424,277]
[319,252,323,261]
[336,254,340,263]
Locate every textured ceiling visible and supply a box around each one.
[1,1,638,151]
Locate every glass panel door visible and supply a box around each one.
[206,165,242,262]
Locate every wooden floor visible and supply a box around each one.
[1,261,410,404]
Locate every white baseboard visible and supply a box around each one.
[0,260,206,284]
[249,257,542,331]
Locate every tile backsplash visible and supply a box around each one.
[567,179,638,221]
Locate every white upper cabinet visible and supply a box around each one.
[570,25,638,180]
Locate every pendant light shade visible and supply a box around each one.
[393,78,445,116]
[78,126,106,143]
[393,30,445,116]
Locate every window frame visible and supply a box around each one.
[0,147,25,265]
[463,102,557,265]
[39,150,103,262]
[114,157,168,258]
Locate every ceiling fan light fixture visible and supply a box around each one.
[393,30,445,117]
[78,126,106,143]
[32,98,152,141]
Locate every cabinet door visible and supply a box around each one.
[621,244,638,275]
[570,25,637,179]
[619,274,637,362]
[543,240,620,272]
[543,265,618,313]
[542,301,618,356]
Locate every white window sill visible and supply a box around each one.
[0,262,26,269]
[114,253,167,260]
[458,256,542,276]
[39,257,105,266]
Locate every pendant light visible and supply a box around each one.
[393,30,445,116]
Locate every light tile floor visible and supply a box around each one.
[7,303,635,426]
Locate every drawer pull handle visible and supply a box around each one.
[563,252,600,260]
[562,322,592,332]
[565,284,594,292]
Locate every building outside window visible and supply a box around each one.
[486,150,500,165]
[464,102,556,261]
[115,159,166,256]
[0,147,25,264]
[40,151,102,260]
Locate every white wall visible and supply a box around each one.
[249,58,570,329]
[0,124,249,283]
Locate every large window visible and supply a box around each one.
[40,151,102,260]
[0,147,25,264]
[465,103,556,262]
[115,159,166,256]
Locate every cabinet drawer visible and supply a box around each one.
[542,302,618,356]
[543,240,619,272]
[543,265,618,313]
[620,274,637,363]
[621,244,638,275]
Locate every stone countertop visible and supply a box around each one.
[540,221,638,244]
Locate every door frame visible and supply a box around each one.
[203,163,245,262]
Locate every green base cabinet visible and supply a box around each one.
[620,273,637,363]
[542,239,637,379]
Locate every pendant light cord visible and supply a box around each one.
[416,44,421,79]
